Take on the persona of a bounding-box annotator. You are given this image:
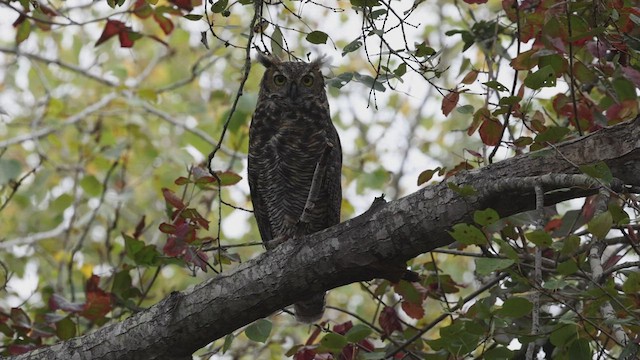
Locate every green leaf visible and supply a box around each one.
[342,38,362,56]
[271,26,284,58]
[326,72,354,89]
[587,211,613,240]
[345,324,372,343]
[550,324,578,347]
[496,297,532,318]
[16,19,31,45]
[457,104,475,114]
[569,338,592,358]
[50,194,73,213]
[319,332,348,351]
[557,260,579,275]
[473,208,500,226]
[184,14,203,21]
[415,42,435,57]
[622,272,640,293]
[560,235,580,255]
[525,229,552,247]
[449,223,487,245]
[483,347,514,359]
[124,234,145,258]
[0,158,21,185]
[211,0,228,13]
[55,316,76,340]
[535,126,570,144]
[447,182,477,196]
[394,63,406,77]
[524,65,556,89]
[394,280,422,303]
[475,258,514,275]
[579,161,613,183]
[613,78,637,101]
[214,171,242,186]
[483,80,509,92]
[245,319,272,343]
[138,88,158,102]
[417,167,440,186]
[353,73,385,92]
[80,175,102,197]
[543,277,568,290]
[306,30,329,44]
[609,204,630,225]
[222,333,234,353]
[350,0,380,7]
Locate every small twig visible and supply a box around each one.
[0,46,119,87]
[206,2,261,173]
[0,93,118,148]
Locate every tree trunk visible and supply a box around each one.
[12,117,640,360]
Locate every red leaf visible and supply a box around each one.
[174,176,191,185]
[468,107,489,136]
[606,99,639,124]
[544,218,562,232]
[461,70,478,84]
[95,20,125,47]
[12,14,26,27]
[163,235,186,256]
[294,348,317,360]
[479,116,503,146]
[80,276,112,321]
[305,322,324,345]
[10,308,31,331]
[118,31,134,48]
[378,306,402,338]
[133,215,146,239]
[401,301,425,319]
[184,247,208,272]
[162,188,186,210]
[333,321,353,335]
[8,344,37,355]
[441,91,459,116]
[153,13,174,35]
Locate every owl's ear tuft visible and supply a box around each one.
[256,52,281,68]
[310,54,329,69]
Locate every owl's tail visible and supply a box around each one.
[294,292,326,323]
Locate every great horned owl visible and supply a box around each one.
[248,53,342,323]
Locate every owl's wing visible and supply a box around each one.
[326,129,343,227]
[248,155,274,243]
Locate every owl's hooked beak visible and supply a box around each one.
[287,82,299,100]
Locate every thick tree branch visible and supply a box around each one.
[12,117,640,359]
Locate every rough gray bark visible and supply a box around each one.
[12,117,640,360]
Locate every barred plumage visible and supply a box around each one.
[248,53,342,323]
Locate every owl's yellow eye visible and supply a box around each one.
[301,74,314,87]
[273,74,286,86]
